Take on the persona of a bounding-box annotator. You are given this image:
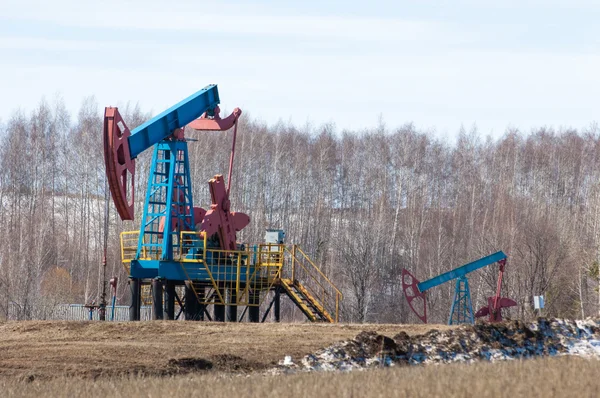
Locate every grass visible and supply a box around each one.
[2,356,599,397]
[0,320,451,378]
[2,320,599,397]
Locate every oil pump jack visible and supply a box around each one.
[103,85,342,323]
[402,251,517,325]
[103,85,251,321]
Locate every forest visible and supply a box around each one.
[1,96,599,324]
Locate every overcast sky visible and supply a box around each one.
[1,0,598,139]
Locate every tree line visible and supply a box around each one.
[1,96,599,323]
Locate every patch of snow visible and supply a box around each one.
[271,318,600,374]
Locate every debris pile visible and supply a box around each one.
[276,318,600,373]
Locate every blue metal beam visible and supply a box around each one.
[128,85,221,158]
[417,251,506,293]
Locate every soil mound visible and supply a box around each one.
[276,318,600,372]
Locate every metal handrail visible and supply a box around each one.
[284,244,342,322]
[120,231,148,262]
[294,246,343,297]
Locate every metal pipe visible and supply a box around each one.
[226,121,238,196]
[111,295,116,321]
[110,277,118,321]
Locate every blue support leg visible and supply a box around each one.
[448,276,474,325]
[136,140,195,266]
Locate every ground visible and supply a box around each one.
[2,320,600,397]
[0,320,451,379]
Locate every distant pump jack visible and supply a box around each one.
[402,251,517,325]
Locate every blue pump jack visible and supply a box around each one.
[103,85,248,322]
[402,251,507,325]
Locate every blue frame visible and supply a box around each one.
[130,259,259,282]
[417,251,506,293]
[128,85,220,158]
[136,141,195,263]
[129,87,220,281]
[448,276,474,325]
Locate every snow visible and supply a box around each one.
[271,318,600,374]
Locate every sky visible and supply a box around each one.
[0,0,599,139]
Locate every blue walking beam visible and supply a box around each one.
[128,85,220,158]
[417,251,506,293]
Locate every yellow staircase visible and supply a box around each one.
[279,278,334,322]
[279,245,342,323]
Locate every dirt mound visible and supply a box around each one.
[275,318,600,372]
[1,320,446,380]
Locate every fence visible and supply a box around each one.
[5,303,152,321]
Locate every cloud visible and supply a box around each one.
[1,0,598,137]
[1,1,461,44]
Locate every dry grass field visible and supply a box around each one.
[2,357,599,397]
[1,321,599,397]
[0,320,451,379]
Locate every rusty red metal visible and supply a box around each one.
[188,106,247,250]
[158,205,207,237]
[158,177,193,236]
[103,107,135,220]
[199,175,250,251]
[475,259,517,322]
[187,106,241,131]
[402,269,427,323]
[171,127,185,141]
[189,106,242,196]
[154,106,245,248]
